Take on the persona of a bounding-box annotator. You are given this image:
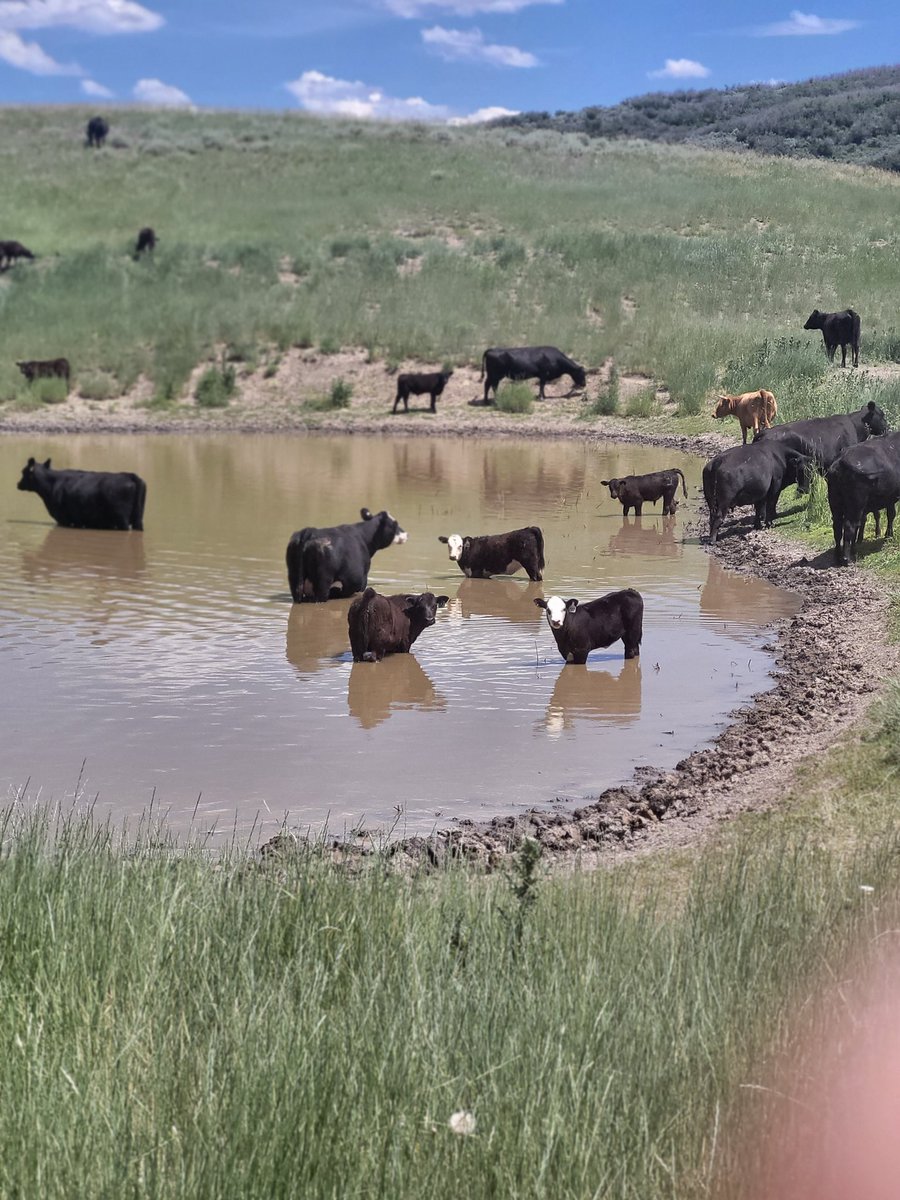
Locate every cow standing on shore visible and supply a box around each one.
[17,358,71,388]
[804,308,861,368]
[480,346,586,402]
[714,389,777,444]
[0,240,34,270]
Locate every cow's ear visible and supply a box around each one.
[27,456,35,466]
[533,598,548,610]
[436,595,449,608]
[360,508,373,521]
[43,458,51,468]
[463,538,472,552]
[438,535,448,544]
[868,401,876,412]
[566,599,579,614]
[600,479,609,486]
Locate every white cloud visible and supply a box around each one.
[422,25,538,67]
[754,10,860,35]
[81,76,112,96]
[386,0,561,15]
[0,0,163,34]
[648,57,710,80]
[133,77,193,107]
[0,28,79,72]
[448,105,519,124]
[286,69,452,120]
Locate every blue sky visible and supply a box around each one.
[0,1,895,119]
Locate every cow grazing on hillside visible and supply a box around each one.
[754,402,887,473]
[703,440,814,544]
[17,358,71,387]
[480,345,586,402]
[714,389,777,444]
[86,116,109,148]
[134,227,157,257]
[826,433,900,565]
[393,369,453,414]
[286,507,408,603]
[438,525,544,581]
[17,457,146,530]
[348,588,449,662]
[0,240,34,270]
[601,468,687,517]
[804,308,861,368]
[535,589,643,664]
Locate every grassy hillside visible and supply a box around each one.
[499,66,900,172]
[0,106,898,419]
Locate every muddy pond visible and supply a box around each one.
[0,434,798,843]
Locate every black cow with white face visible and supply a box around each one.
[286,507,408,603]
[703,440,814,544]
[480,346,586,402]
[438,526,544,581]
[826,433,900,565]
[535,590,643,664]
[17,457,146,530]
[804,308,861,367]
[348,588,449,662]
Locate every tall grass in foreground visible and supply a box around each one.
[0,803,898,1198]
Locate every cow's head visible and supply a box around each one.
[784,450,815,494]
[534,596,578,629]
[803,310,824,331]
[600,478,622,500]
[863,400,888,438]
[402,592,450,627]
[361,507,408,547]
[441,369,454,384]
[17,456,50,491]
[714,395,736,419]
[570,363,587,389]
[438,533,465,561]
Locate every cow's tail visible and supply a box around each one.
[674,469,687,498]
[130,474,147,531]
[479,350,487,381]
[531,526,545,573]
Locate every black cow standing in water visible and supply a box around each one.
[286,507,408,603]
[480,345,587,402]
[17,457,146,530]
[535,590,644,663]
[803,308,861,367]
[86,116,109,148]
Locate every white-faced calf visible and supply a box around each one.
[535,589,643,664]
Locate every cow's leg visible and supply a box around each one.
[392,393,400,414]
[634,503,643,516]
[874,510,882,539]
[886,504,895,539]
[840,344,847,367]
[430,392,437,413]
[709,509,721,544]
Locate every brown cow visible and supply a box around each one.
[714,389,777,444]
[348,587,449,662]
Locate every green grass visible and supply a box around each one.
[0,107,897,411]
[0,799,898,1200]
[495,380,534,413]
[194,360,237,408]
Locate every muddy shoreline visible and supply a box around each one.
[3,408,890,865]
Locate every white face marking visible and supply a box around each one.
[446,534,463,561]
[393,530,408,544]
[544,596,568,628]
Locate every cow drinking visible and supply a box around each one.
[480,346,586,402]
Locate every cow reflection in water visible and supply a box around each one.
[21,525,147,585]
[452,578,545,624]
[542,659,642,739]
[347,657,446,729]
[607,515,680,559]
[699,557,794,624]
[285,599,352,677]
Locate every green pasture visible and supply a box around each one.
[0,107,898,413]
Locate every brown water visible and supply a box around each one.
[0,435,798,843]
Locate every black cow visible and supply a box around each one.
[348,588,449,662]
[480,345,587,402]
[134,227,157,257]
[286,507,408,603]
[0,240,34,270]
[17,457,146,530]
[601,469,687,517]
[438,526,544,580]
[703,440,814,544]
[393,369,453,414]
[826,433,900,565]
[804,308,861,368]
[535,590,643,664]
[17,358,71,387]
[754,402,887,473]
[86,116,109,148]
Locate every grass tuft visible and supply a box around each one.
[495,381,534,414]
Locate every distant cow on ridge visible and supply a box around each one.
[0,240,34,270]
[480,346,586,402]
[804,308,861,368]
[17,358,70,388]
[86,116,109,148]
[714,389,777,444]
[134,227,157,257]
